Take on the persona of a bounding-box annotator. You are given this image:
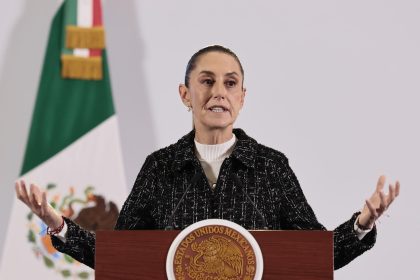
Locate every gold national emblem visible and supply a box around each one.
[173,225,257,280]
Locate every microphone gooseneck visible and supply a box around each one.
[233,174,269,230]
[165,172,201,230]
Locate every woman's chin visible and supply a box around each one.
[202,121,233,131]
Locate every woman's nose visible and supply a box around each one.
[211,81,227,99]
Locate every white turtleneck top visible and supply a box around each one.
[194,134,237,189]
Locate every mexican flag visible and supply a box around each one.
[0,0,127,279]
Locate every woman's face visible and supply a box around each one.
[179,51,246,134]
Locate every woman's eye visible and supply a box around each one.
[225,80,237,88]
[202,79,214,86]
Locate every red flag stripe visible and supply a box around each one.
[92,0,102,26]
[90,0,102,57]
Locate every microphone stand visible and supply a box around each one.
[233,174,269,230]
[165,172,201,230]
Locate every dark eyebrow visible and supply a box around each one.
[225,72,240,78]
[198,70,215,76]
[198,70,240,78]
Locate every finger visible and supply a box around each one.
[388,184,396,205]
[29,184,42,208]
[41,192,48,217]
[366,199,379,219]
[375,175,386,193]
[15,181,25,202]
[20,180,27,191]
[395,181,401,197]
[379,191,387,212]
[21,181,32,203]
[28,184,36,206]
[16,180,30,204]
[31,184,43,204]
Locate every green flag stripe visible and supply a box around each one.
[21,2,115,175]
[62,0,77,55]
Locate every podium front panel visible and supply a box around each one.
[96,230,332,280]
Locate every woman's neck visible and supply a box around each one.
[194,127,234,144]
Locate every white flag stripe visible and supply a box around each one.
[77,0,93,27]
[74,0,93,57]
[73,48,89,57]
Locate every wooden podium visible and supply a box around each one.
[96,230,333,279]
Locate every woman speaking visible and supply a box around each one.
[15,45,400,270]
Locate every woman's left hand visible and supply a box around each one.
[357,175,400,229]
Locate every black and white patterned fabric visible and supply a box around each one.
[52,128,376,269]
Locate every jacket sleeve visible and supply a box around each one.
[51,154,158,268]
[333,212,376,269]
[276,156,376,270]
[50,217,96,268]
[114,154,158,230]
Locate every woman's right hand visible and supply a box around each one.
[15,180,63,230]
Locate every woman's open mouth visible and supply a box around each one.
[208,106,228,113]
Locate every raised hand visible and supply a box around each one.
[15,180,63,230]
[357,175,400,229]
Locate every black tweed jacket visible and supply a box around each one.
[52,128,376,269]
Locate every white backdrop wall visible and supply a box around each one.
[0,0,418,278]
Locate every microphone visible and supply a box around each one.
[233,174,269,230]
[165,172,201,230]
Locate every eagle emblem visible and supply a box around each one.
[26,184,119,279]
[168,221,261,280]
[188,235,244,279]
